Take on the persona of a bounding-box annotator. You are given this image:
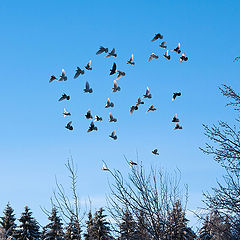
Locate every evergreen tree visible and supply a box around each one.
[0,203,16,237]
[84,211,94,240]
[16,206,40,240]
[135,211,150,240]
[198,215,213,240]
[42,208,64,240]
[65,216,82,240]
[91,208,113,240]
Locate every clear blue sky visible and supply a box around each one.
[0,0,239,228]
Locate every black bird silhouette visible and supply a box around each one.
[148,53,159,62]
[87,121,97,132]
[49,75,58,83]
[112,80,121,92]
[58,93,70,101]
[172,92,181,101]
[152,149,159,155]
[109,130,117,140]
[109,113,117,122]
[65,121,73,131]
[174,123,183,130]
[63,108,71,117]
[84,81,93,93]
[94,115,102,122]
[172,43,181,54]
[151,33,163,41]
[143,87,152,99]
[106,48,117,57]
[85,60,92,70]
[127,54,135,65]
[180,53,188,62]
[116,70,125,80]
[233,56,240,62]
[96,46,108,55]
[147,105,156,113]
[130,105,138,115]
[136,97,144,106]
[129,160,137,167]
[85,110,93,120]
[110,63,117,75]
[74,67,84,79]
[172,114,179,123]
[163,50,170,60]
[59,69,67,81]
[159,41,167,49]
[105,98,114,108]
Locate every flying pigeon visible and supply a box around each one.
[174,123,183,130]
[110,62,117,75]
[59,69,67,81]
[127,54,135,65]
[58,93,70,101]
[116,70,125,80]
[84,81,93,93]
[180,53,188,62]
[102,162,109,171]
[152,149,159,155]
[136,97,144,106]
[63,108,71,117]
[172,43,181,54]
[129,160,137,167]
[130,105,138,115]
[151,33,163,41]
[105,98,114,108]
[109,113,117,122]
[94,115,102,122]
[172,92,181,101]
[159,41,167,49]
[109,130,117,140]
[148,53,159,62]
[65,121,73,131]
[96,46,108,55]
[233,56,240,62]
[87,121,97,132]
[85,60,92,70]
[112,80,121,92]
[49,75,58,83]
[163,50,170,60]
[85,110,93,120]
[147,105,156,113]
[143,87,152,99]
[74,67,84,79]
[172,114,179,123]
[106,48,117,57]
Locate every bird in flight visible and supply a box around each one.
[65,121,73,131]
[58,93,70,101]
[163,50,170,60]
[112,80,121,92]
[59,69,67,81]
[172,92,181,101]
[109,130,117,140]
[159,41,167,49]
[130,105,138,115]
[136,97,144,106]
[116,70,126,80]
[110,63,117,75]
[174,123,183,130]
[143,87,152,99]
[147,105,157,113]
[180,53,188,62]
[151,33,163,41]
[152,149,159,155]
[127,54,135,65]
[109,113,117,122]
[172,43,181,54]
[84,81,93,93]
[102,162,109,171]
[233,56,240,62]
[85,110,93,120]
[172,114,179,122]
[49,75,58,83]
[94,115,102,122]
[105,98,114,108]
[74,67,84,79]
[85,60,92,70]
[87,121,98,132]
[129,160,137,167]
[63,108,71,117]
[148,53,159,62]
[106,48,117,57]
[96,46,108,55]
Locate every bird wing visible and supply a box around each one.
[130,54,134,61]
[111,48,115,54]
[88,60,91,67]
[112,130,116,136]
[182,52,185,57]
[165,50,169,56]
[113,80,117,88]
[161,41,167,45]
[148,55,153,62]
[113,63,116,71]
[86,81,90,89]
[177,43,180,49]
[107,98,110,104]
[146,87,149,95]
[96,47,104,55]
[62,69,65,76]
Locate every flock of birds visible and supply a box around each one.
[49,33,188,170]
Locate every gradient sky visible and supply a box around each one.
[0,0,239,229]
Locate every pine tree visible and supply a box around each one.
[42,208,64,240]
[91,208,113,240]
[135,211,150,240]
[198,215,213,240]
[0,203,16,237]
[65,216,82,240]
[84,211,94,240]
[16,206,40,240]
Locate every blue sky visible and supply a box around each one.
[0,0,239,228]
